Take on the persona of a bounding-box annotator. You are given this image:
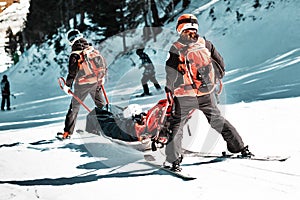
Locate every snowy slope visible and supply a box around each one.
[0,97,300,200]
[0,0,300,199]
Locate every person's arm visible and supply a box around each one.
[7,81,10,95]
[165,45,180,93]
[65,53,80,87]
[205,40,225,78]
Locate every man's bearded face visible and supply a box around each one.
[180,29,199,43]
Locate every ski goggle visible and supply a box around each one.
[176,18,198,29]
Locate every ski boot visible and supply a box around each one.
[137,92,152,97]
[163,155,183,172]
[137,84,152,97]
[57,132,71,140]
[240,145,254,158]
[154,83,162,91]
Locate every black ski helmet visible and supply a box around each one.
[67,29,83,45]
[136,48,144,55]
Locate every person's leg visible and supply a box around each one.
[149,74,161,90]
[90,84,105,108]
[7,96,10,110]
[1,95,5,110]
[64,85,90,136]
[141,75,151,95]
[143,84,150,95]
[165,97,197,163]
[198,94,244,153]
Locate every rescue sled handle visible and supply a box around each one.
[101,84,110,108]
[58,77,92,113]
[58,77,67,90]
[216,79,223,95]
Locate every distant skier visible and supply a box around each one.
[58,29,107,139]
[136,48,161,97]
[1,75,11,111]
[164,14,253,171]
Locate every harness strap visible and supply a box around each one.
[172,39,217,97]
[173,41,197,89]
[71,47,106,85]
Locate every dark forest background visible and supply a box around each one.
[4,0,191,63]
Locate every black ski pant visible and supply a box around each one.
[1,95,10,110]
[165,94,244,163]
[141,73,161,93]
[64,83,105,135]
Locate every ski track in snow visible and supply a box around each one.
[224,48,300,85]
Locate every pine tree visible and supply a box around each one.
[4,27,17,57]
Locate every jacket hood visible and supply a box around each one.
[72,38,89,51]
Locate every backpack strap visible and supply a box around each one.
[71,50,84,65]
[172,41,188,73]
[173,41,197,90]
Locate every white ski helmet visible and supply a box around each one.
[123,104,143,118]
[67,29,83,45]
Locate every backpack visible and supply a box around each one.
[133,98,172,146]
[1,81,5,91]
[1,80,9,95]
[73,46,107,85]
[173,37,216,97]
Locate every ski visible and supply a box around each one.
[183,150,290,162]
[131,93,153,99]
[144,154,196,180]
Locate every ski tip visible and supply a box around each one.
[57,132,63,135]
[55,136,64,141]
[186,177,197,180]
[278,156,290,162]
[179,175,196,181]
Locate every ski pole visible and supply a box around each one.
[58,77,92,113]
